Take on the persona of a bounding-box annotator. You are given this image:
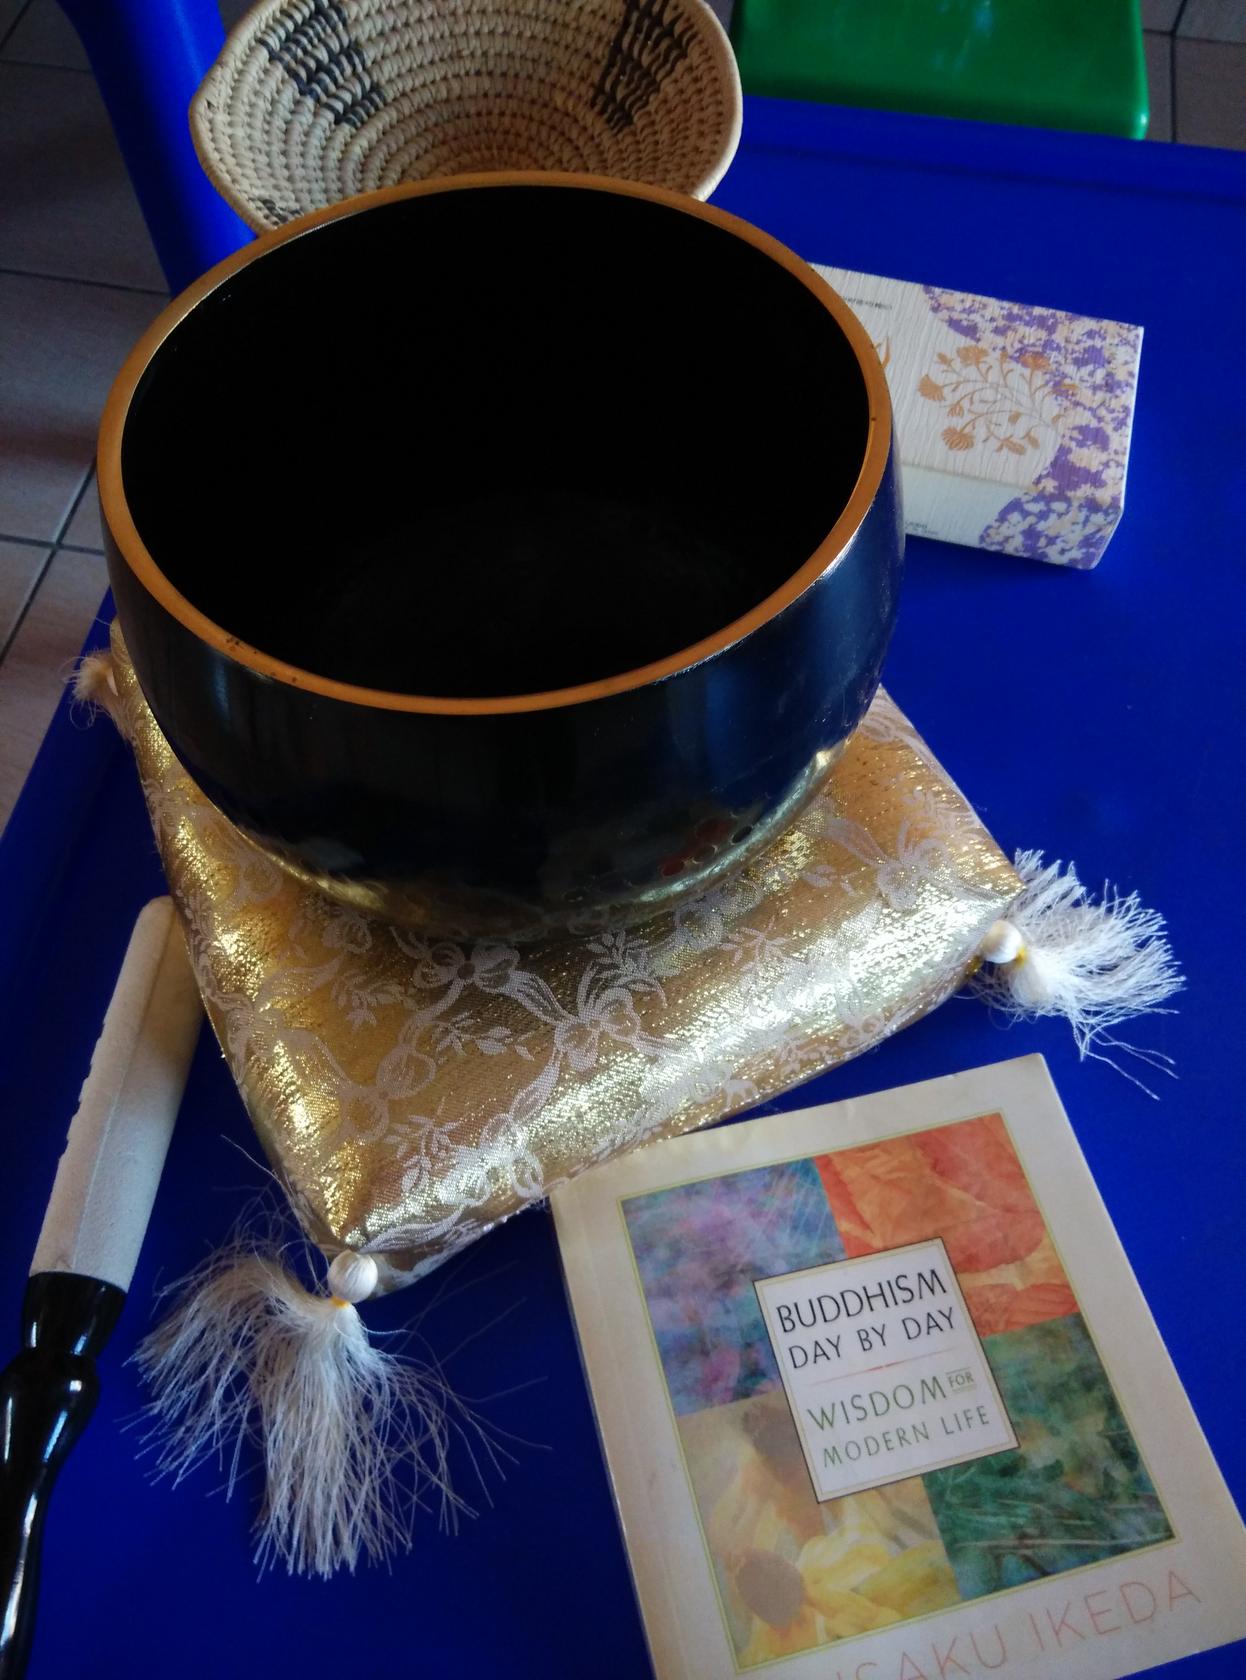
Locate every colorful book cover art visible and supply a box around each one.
[621,1113,1173,1668]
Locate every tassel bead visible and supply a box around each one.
[978,920,1025,966]
[326,1251,379,1305]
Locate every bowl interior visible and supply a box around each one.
[120,183,870,701]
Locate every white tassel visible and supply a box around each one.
[970,850,1183,1095]
[133,1240,502,1578]
[72,651,119,714]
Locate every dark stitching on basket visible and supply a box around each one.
[258,0,386,130]
[593,0,691,134]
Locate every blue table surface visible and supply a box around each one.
[1,98,1243,1679]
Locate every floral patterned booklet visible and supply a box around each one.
[552,1056,1246,1678]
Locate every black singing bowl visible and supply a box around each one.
[100,174,902,939]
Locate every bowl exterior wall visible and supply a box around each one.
[105,447,902,937]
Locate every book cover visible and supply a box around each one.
[551,1056,1246,1678]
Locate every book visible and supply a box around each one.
[551,1055,1246,1679]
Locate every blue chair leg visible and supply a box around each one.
[56,0,253,293]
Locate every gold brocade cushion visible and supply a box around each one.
[101,626,1019,1289]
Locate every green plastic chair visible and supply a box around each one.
[729,0,1148,139]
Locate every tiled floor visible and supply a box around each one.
[0,0,170,828]
[1,0,1244,834]
[1145,0,1246,145]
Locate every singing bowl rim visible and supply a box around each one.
[99,170,893,720]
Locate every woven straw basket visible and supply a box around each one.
[191,0,743,231]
